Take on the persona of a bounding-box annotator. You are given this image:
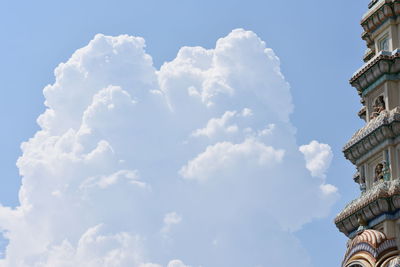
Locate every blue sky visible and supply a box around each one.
[0,0,368,266]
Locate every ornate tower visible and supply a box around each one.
[335,1,400,266]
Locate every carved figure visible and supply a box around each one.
[360,175,366,193]
[374,163,384,183]
[383,160,391,181]
[370,95,386,119]
[356,214,368,233]
[354,170,366,193]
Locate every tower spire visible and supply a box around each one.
[337,1,400,266]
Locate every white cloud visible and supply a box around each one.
[240,108,253,117]
[140,264,162,267]
[258,124,275,137]
[0,29,337,267]
[191,111,238,138]
[167,260,190,267]
[299,140,333,179]
[161,212,182,235]
[37,224,148,267]
[180,138,285,182]
[299,141,338,206]
[320,184,338,195]
[80,170,145,190]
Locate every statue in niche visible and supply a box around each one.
[354,170,366,193]
[383,160,391,181]
[374,163,384,183]
[356,214,368,233]
[370,95,386,119]
[360,174,366,193]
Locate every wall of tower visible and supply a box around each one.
[337,1,400,266]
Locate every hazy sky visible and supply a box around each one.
[0,1,368,266]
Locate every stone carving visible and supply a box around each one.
[343,107,400,164]
[374,163,384,183]
[356,215,368,233]
[350,51,400,96]
[383,160,391,182]
[334,180,400,236]
[360,175,367,193]
[360,183,367,194]
[361,0,400,52]
[358,106,367,121]
[354,170,367,193]
[340,2,400,266]
[370,96,386,120]
[362,0,399,36]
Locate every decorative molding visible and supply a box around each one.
[350,50,400,96]
[340,2,400,266]
[361,0,400,38]
[335,179,400,236]
[343,108,400,164]
[343,229,397,267]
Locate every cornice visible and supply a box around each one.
[343,108,400,164]
[350,50,400,95]
[335,179,400,236]
[361,0,400,36]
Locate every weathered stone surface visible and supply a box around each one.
[343,108,400,164]
[335,180,400,236]
[340,1,400,266]
[350,51,399,95]
[362,0,398,40]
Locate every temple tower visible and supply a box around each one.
[335,1,400,266]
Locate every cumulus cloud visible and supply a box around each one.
[0,29,337,267]
[191,111,238,138]
[42,225,146,267]
[167,260,190,267]
[299,140,333,179]
[161,212,182,236]
[180,139,285,182]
